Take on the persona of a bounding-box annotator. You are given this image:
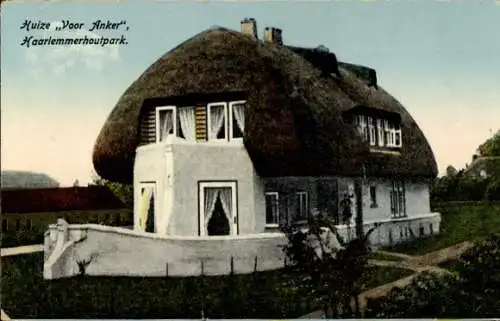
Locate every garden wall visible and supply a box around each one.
[43,220,288,279]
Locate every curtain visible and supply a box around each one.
[138,187,154,231]
[160,111,173,142]
[204,188,220,232]
[218,187,233,232]
[179,107,196,141]
[232,103,245,133]
[209,105,225,140]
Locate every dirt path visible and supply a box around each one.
[301,241,473,319]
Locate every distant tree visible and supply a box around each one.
[446,165,458,178]
[477,130,500,157]
[90,170,133,209]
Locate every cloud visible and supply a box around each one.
[24,20,121,77]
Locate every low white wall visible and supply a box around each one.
[336,212,442,248]
[44,213,441,279]
[44,221,288,280]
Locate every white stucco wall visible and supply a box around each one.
[43,222,288,279]
[43,212,440,279]
[337,177,432,223]
[134,139,265,236]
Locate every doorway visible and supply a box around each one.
[199,182,238,236]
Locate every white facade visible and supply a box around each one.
[133,137,440,247]
[43,133,441,279]
[134,137,266,237]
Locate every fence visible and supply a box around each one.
[3,250,312,319]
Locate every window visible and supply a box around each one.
[352,113,402,148]
[384,120,393,147]
[360,115,368,141]
[295,192,309,221]
[2,219,7,232]
[199,181,238,236]
[15,219,21,231]
[26,219,32,230]
[156,106,176,143]
[369,184,377,208]
[394,124,402,147]
[265,192,279,226]
[177,106,196,141]
[368,116,376,146]
[229,101,246,139]
[390,180,406,218]
[376,118,384,147]
[207,102,228,140]
[138,183,156,233]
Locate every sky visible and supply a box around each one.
[1,0,499,186]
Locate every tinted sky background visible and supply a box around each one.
[2,0,499,186]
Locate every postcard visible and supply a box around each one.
[1,0,499,319]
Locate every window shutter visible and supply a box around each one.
[195,105,207,141]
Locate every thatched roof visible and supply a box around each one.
[93,27,437,184]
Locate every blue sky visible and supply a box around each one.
[1,0,499,186]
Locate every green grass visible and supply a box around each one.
[384,203,500,255]
[1,253,412,319]
[368,252,404,262]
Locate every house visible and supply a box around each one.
[92,18,441,246]
[43,19,441,279]
[1,186,132,234]
[464,156,500,180]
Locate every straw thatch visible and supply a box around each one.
[93,27,437,184]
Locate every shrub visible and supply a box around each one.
[282,214,375,318]
[365,234,500,318]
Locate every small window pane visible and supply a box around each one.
[158,109,174,142]
[208,104,226,140]
[265,193,279,225]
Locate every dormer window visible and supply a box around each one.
[156,106,176,142]
[207,102,228,140]
[351,113,402,148]
[156,106,196,142]
[145,99,246,145]
[230,101,246,139]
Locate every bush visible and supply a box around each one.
[365,234,500,317]
[283,214,375,318]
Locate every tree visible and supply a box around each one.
[477,129,500,157]
[446,165,458,178]
[90,170,133,209]
[283,214,376,318]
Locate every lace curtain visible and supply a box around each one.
[203,187,233,234]
[232,103,245,133]
[179,107,196,141]
[138,186,154,231]
[218,188,233,227]
[209,105,225,140]
[160,110,174,142]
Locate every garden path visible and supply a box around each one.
[301,241,474,318]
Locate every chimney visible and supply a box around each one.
[264,27,283,45]
[240,18,258,39]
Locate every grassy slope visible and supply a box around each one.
[385,203,500,255]
[2,253,412,319]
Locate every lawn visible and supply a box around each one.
[367,252,404,262]
[384,202,500,255]
[1,252,412,319]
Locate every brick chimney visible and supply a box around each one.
[264,27,283,45]
[240,18,258,39]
